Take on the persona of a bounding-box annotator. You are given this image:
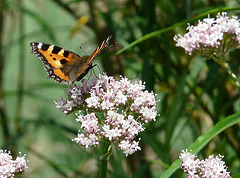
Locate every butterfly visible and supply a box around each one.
[30,35,112,85]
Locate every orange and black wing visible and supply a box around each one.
[30,42,82,84]
[30,35,112,85]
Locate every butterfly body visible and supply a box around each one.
[30,36,112,85]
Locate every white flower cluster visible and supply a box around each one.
[179,149,231,177]
[174,12,240,57]
[55,75,158,156]
[0,150,28,178]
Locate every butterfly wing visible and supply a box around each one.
[30,42,87,84]
[30,35,112,85]
[75,35,112,81]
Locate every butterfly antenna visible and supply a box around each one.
[79,46,88,56]
[104,41,117,51]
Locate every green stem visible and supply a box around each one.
[100,143,112,178]
[0,0,10,147]
[222,62,240,89]
[211,55,240,90]
[15,0,25,134]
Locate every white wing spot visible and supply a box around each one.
[38,43,43,49]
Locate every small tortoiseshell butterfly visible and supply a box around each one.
[30,35,112,85]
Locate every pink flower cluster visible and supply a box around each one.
[54,78,99,114]
[55,75,158,156]
[0,150,28,178]
[179,149,231,177]
[174,12,240,56]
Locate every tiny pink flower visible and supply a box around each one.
[114,91,127,105]
[54,96,65,109]
[64,100,77,111]
[85,93,100,108]
[73,133,99,148]
[101,99,114,110]
[118,139,141,157]
[69,85,82,99]
[102,124,122,141]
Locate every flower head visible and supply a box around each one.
[179,150,200,177]
[179,149,231,177]
[200,154,231,177]
[0,150,28,178]
[174,12,240,59]
[55,74,158,156]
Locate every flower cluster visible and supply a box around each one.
[179,149,231,177]
[174,12,240,58]
[0,150,28,178]
[55,75,158,156]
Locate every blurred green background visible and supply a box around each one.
[0,0,240,177]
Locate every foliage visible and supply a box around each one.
[0,0,240,177]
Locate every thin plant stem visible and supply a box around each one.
[222,62,240,88]
[100,143,112,178]
[0,0,10,146]
[211,55,240,90]
[15,0,25,134]
[10,0,25,157]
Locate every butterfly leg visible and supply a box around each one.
[87,64,101,80]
